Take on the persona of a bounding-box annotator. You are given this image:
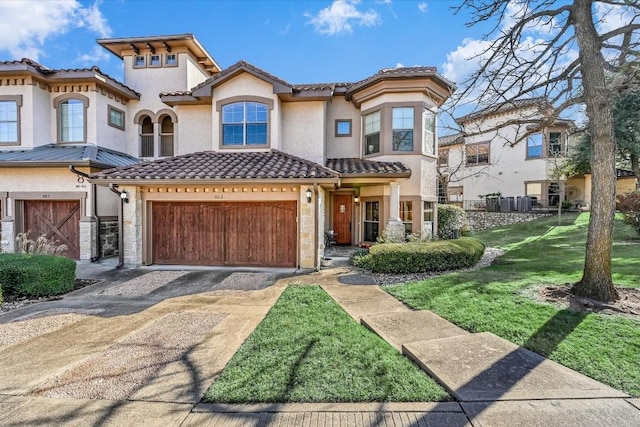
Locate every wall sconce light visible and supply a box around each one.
[120,190,129,204]
[306,188,312,204]
[354,195,360,205]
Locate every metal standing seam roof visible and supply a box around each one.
[325,158,411,176]
[90,150,341,181]
[0,144,141,168]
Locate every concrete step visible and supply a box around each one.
[361,311,468,351]
[403,332,629,402]
[321,284,409,321]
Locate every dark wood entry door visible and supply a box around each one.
[24,200,81,259]
[332,194,352,245]
[152,202,297,267]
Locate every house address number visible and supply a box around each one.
[42,194,51,198]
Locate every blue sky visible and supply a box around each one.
[0,0,486,86]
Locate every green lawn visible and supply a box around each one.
[386,213,640,396]
[204,285,450,403]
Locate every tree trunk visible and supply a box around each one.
[571,0,619,301]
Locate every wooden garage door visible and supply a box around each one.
[152,202,297,267]
[23,200,81,260]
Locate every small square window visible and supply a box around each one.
[149,54,161,67]
[165,53,177,66]
[335,119,352,137]
[134,55,146,68]
[108,105,125,130]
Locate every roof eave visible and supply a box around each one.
[160,94,210,106]
[0,160,117,169]
[89,177,341,186]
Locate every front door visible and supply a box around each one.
[332,194,352,245]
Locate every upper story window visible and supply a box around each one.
[149,54,161,67]
[364,110,380,155]
[134,55,146,68]
[165,53,177,66]
[527,133,543,158]
[392,107,414,152]
[423,110,435,155]
[438,148,449,166]
[0,95,21,145]
[108,105,125,130]
[222,101,268,146]
[335,119,352,137]
[55,94,88,143]
[466,142,490,166]
[548,132,564,156]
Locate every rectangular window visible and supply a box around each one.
[400,201,413,236]
[108,105,125,130]
[548,132,563,156]
[134,55,146,68]
[423,201,434,222]
[466,142,490,166]
[392,107,414,151]
[364,201,380,242]
[335,119,352,137]
[0,99,19,144]
[222,101,268,146]
[59,98,85,142]
[526,182,542,207]
[165,53,177,66]
[527,134,543,158]
[423,110,435,154]
[438,148,449,166]
[424,201,434,238]
[149,54,161,67]
[364,111,380,155]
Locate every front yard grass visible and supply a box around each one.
[386,213,640,396]
[203,285,450,403]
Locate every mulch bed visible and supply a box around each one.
[538,284,640,320]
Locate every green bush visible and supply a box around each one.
[0,254,76,297]
[617,192,640,235]
[352,237,485,274]
[438,204,467,240]
[350,248,372,269]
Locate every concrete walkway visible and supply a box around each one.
[0,260,639,426]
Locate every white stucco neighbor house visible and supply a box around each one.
[0,34,455,269]
[438,98,589,211]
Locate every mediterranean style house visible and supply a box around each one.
[438,98,588,211]
[0,34,454,269]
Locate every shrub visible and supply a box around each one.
[350,248,372,269]
[617,192,640,235]
[354,237,485,274]
[0,253,76,297]
[438,204,467,240]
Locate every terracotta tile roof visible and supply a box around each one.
[456,97,548,123]
[0,58,140,97]
[326,158,411,176]
[191,60,293,95]
[90,150,340,181]
[617,169,636,178]
[439,133,464,147]
[347,66,455,95]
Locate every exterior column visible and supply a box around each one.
[385,182,405,242]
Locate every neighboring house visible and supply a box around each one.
[438,98,587,210]
[1,34,454,269]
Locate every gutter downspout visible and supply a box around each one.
[69,166,100,262]
[108,183,125,269]
[314,182,319,271]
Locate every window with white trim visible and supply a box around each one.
[466,142,490,166]
[0,96,20,144]
[165,53,177,66]
[400,201,413,236]
[527,134,543,158]
[222,101,268,146]
[149,54,161,67]
[134,55,146,68]
[548,132,563,156]
[364,201,380,242]
[57,97,86,143]
[423,110,435,154]
[108,105,125,130]
[392,107,414,151]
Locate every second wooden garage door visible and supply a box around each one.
[152,202,297,267]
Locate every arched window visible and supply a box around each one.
[140,115,154,157]
[54,95,88,143]
[159,115,174,157]
[222,101,268,146]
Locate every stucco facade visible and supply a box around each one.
[1,34,455,268]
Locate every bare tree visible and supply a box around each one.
[450,0,640,301]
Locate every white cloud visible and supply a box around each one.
[0,0,112,61]
[305,0,381,36]
[76,45,110,65]
[418,2,428,14]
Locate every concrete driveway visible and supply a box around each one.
[0,261,297,426]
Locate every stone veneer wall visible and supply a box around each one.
[99,219,119,258]
[466,211,552,231]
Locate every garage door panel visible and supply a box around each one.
[152,201,296,267]
[24,200,80,260]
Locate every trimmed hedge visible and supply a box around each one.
[438,204,466,240]
[352,237,485,274]
[0,253,76,297]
